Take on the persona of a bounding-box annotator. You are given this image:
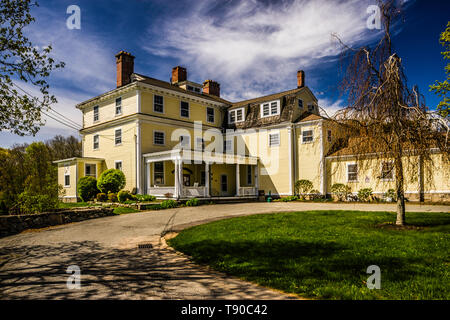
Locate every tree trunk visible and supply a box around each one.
[394,155,406,226]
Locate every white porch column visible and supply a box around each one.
[178,159,183,199]
[205,162,210,197]
[174,159,180,199]
[236,164,240,196]
[146,162,151,194]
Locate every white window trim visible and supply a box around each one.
[93,134,99,150]
[114,160,123,171]
[85,163,97,178]
[196,137,205,151]
[179,135,190,149]
[180,101,190,118]
[153,161,165,185]
[115,96,123,116]
[228,107,245,124]
[224,139,232,153]
[93,105,99,122]
[64,172,70,187]
[347,163,358,183]
[301,129,314,144]
[380,161,395,181]
[260,100,280,118]
[206,107,215,123]
[114,127,123,146]
[268,130,280,147]
[153,94,164,114]
[153,130,165,146]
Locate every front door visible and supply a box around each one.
[220,174,228,195]
[183,174,190,186]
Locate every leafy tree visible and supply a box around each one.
[97,169,126,194]
[429,21,450,118]
[77,176,99,202]
[0,0,64,136]
[46,135,81,161]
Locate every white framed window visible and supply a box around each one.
[115,97,122,115]
[228,108,245,124]
[64,165,70,187]
[154,161,164,185]
[154,95,164,113]
[260,100,280,118]
[85,164,97,177]
[327,130,332,142]
[298,99,303,109]
[93,134,99,150]
[302,130,313,143]
[269,132,280,147]
[196,137,205,151]
[347,163,358,182]
[115,128,122,145]
[93,105,99,122]
[179,135,190,149]
[380,161,394,180]
[224,139,232,153]
[115,160,123,171]
[153,131,165,145]
[207,107,215,123]
[180,101,189,118]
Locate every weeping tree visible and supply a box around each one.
[330,0,449,225]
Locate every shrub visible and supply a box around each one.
[17,191,59,214]
[278,196,298,202]
[186,198,199,206]
[295,180,313,199]
[77,176,99,202]
[97,169,126,194]
[107,192,118,202]
[358,188,373,202]
[383,189,396,202]
[118,190,136,203]
[134,194,156,202]
[160,199,177,209]
[96,193,108,202]
[330,183,351,201]
[308,189,322,200]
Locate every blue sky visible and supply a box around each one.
[0,0,449,147]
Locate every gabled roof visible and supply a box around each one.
[230,87,306,109]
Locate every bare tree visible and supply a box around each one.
[330,0,449,225]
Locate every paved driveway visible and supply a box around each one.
[0,202,448,299]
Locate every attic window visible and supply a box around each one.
[260,100,280,118]
[308,103,315,113]
[229,108,244,124]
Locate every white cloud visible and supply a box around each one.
[144,0,381,101]
[318,98,346,117]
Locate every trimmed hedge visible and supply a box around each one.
[77,176,99,202]
[97,169,126,194]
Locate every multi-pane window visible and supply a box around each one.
[115,97,122,115]
[269,132,280,146]
[180,101,189,118]
[196,137,205,151]
[154,131,165,145]
[64,174,70,187]
[229,108,244,124]
[154,95,164,113]
[115,129,122,145]
[207,107,215,123]
[93,105,99,122]
[260,100,280,118]
[381,161,394,180]
[327,130,332,142]
[307,103,315,113]
[93,135,99,150]
[224,139,232,153]
[347,164,358,182]
[115,161,122,171]
[298,99,303,109]
[302,130,313,143]
[85,164,96,177]
[154,162,164,185]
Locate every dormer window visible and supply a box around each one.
[260,100,280,118]
[298,99,303,109]
[228,108,244,124]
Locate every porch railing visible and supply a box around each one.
[238,187,258,196]
[148,186,176,198]
[182,186,207,198]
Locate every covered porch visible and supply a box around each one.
[143,149,259,199]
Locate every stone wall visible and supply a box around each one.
[0,207,115,238]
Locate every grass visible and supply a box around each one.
[168,210,450,300]
[112,207,140,214]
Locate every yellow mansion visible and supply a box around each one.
[55,51,449,202]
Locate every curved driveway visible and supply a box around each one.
[0,202,447,299]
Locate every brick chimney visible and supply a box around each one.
[203,80,220,97]
[171,66,187,84]
[297,70,305,88]
[115,51,135,87]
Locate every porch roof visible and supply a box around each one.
[52,157,105,164]
[142,149,258,165]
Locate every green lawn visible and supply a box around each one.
[168,211,450,300]
[112,207,140,214]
